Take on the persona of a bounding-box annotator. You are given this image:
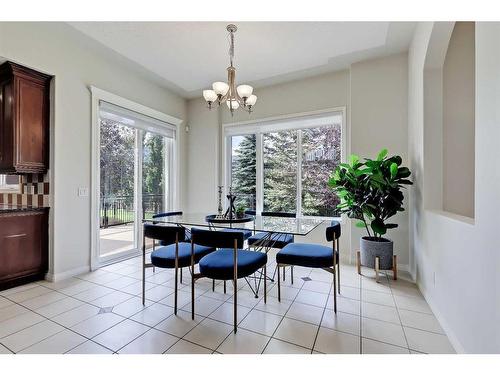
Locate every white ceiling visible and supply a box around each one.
[68,22,415,98]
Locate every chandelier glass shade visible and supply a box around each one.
[202,24,257,115]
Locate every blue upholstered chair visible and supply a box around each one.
[220,227,253,240]
[152,211,194,283]
[190,228,267,333]
[247,211,296,249]
[142,224,215,314]
[276,221,341,313]
[152,211,192,243]
[220,210,256,240]
[246,211,296,282]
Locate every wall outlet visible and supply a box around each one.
[78,187,89,197]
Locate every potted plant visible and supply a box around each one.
[328,149,412,275]
[235,204,246,219]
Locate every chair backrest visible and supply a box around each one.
[261,211,296,218]
[245,210,296,218]
[144,223,185,244]
[326,220,341,242]
[152,211,183,219]
[191,227,244,249]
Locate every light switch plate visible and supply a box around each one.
[78,187,89,197]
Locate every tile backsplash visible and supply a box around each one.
[0,171,50,207]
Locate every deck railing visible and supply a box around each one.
[100,194,164,228]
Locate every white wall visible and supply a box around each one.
[442,22,475,218]
[350,53,409,266]
[186,53,410,266]
[0,22,187,279]
[408,22,500,353]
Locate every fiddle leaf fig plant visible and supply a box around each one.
[328,149,412,239]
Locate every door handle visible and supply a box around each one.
[5,233,27,239]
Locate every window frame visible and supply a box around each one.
[223,107,347,219]
[90,86,182,270]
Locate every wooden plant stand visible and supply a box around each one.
[356,251,397,282]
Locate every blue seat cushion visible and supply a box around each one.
[199,250,267,280]
[151,242,215,269]
[220,228,253,240]
[276,243,339,268]
[248,232,294,249]
[159,229,191,246]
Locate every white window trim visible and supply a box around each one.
[90,86,182,270]
[223,107,347,219]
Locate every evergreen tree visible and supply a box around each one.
[263,130,297,213]
[231,135,256,209]
[143,133,165,213]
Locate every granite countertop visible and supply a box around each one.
[0,205,49,213]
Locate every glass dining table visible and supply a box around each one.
[143,212,326,296]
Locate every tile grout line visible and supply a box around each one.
[0,292,106,353]
[259,267,313,354]
[388,274,412,352]
[0,342,14,354]
[309,269,336,354]
[211,268,270,354]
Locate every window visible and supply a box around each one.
[230,134,256,210]
[0,174,20,192]
[226,111,344,217]
[301,125,341,217]
[263,130,297,212]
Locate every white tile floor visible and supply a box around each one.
[0,250,455,354]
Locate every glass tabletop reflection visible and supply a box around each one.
[143,212,325,236]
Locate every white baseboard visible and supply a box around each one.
[417,282,466,354]
[45,265,90,283]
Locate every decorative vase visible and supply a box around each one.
[360,236,393,270]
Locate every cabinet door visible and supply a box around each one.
[0,80,15,172]
[0,212,48,281]
[15,77,48,172]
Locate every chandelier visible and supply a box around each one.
[202,24,257,115]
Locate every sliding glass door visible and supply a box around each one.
[97,101,175,264]
[99,119,138,258]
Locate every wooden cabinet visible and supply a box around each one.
[0,62,51,174]
[0,209,48,290]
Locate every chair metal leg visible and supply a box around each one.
[277,265,281,302]
[291,266,294,285]
[174,241,179,315]
[224,280,226,294]
[393,255,398,280]
[142,236,146,306]
[356,250,361,275]
[233,241,238,333]
[332,267,337,313]
[337,260,341,294]
[212,279,215,292]
[263,266,267,304]
[191,242,195,320]
[375,256,380,283]
[283,266,286,281]
[332,239,337,313]
[337,238,340,294]
[180,268,183,284]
